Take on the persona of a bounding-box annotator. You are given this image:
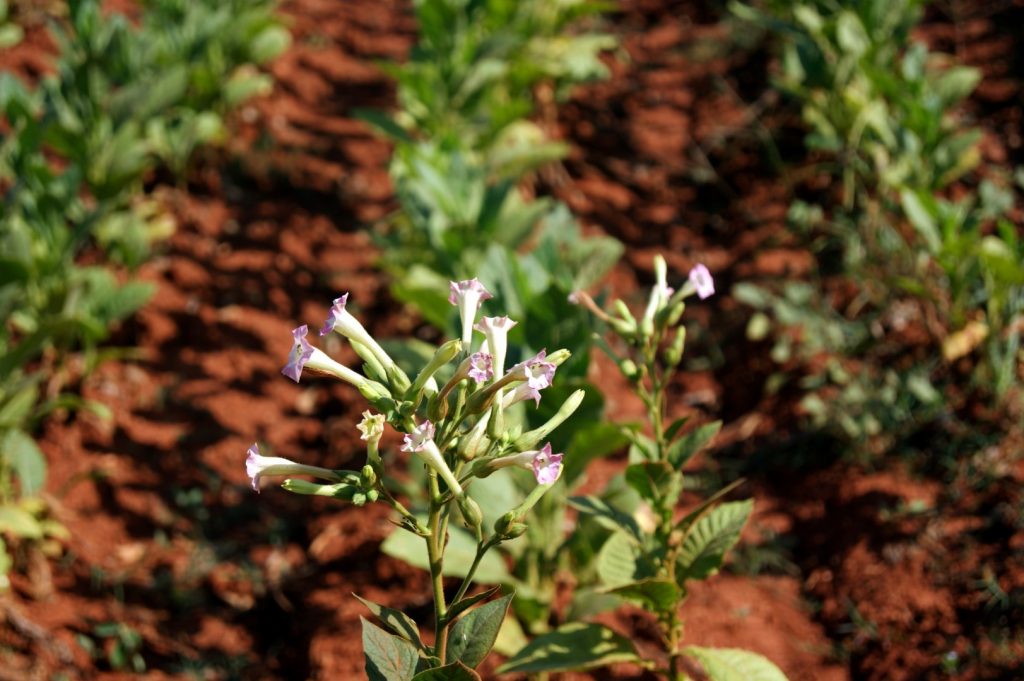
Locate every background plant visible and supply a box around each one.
[730,0,1023,454]
[499,257,788,680]
[358,0,628,639]
[0,0,288,580]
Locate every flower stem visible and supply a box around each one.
[426,473,449,662]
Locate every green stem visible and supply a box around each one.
[426,474,449,662]
[451,537,496,606]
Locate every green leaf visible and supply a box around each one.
[667,421,721,469]
[362,616,421,681]
[684,646,789,681]
[677,500,753,583]
[0,384,39,428]
[0,505,43,539]
[900,189,941,254]
[446,591,514,668]
[568,495,641,541]
[604,578,681,612]
[411,662,481,681]
[496,622,641,674]
[625,461,682,508]
[447,585,500,622]
[3,430,46,496]
[597,530,640,587]
[563,423,629,486]
[381,526,510,584]
[250,25,292,63]
[354,594,424,649]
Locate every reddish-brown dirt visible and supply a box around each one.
[1,0,1022,680]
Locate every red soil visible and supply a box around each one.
[1,1,1022,680]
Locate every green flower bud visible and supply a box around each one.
[663,326,686,367]
[458,495,483,531]
[410,339,462,398]
[619,358,640,381]
[360,464,377,487]
[513,389,585,451]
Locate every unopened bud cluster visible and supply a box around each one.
[247,278,583,541]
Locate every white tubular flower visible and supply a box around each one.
[508,350,557,390]
[357,411,386,443]
[320,293,397,371]
[246,443,341,493]
[642,255,676,330]
[502,382,542,409]
[401,420,464,496]
[449,279,493,346]
[474,316,518,378]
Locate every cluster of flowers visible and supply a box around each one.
[245,279,581,522]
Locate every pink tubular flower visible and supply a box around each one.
[320,293,350,336]
[503,382,542,408]
[246,443,340,493]
[689,264,714,300]
[467,351,493,385]
[282,325,315,382]
[400,420,464,496]
[531,443,564,485]
[510,349,557,391]
[319,293,397,372]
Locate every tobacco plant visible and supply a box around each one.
[0,0,288,580]
[500,257,789,680]
[731,0,1023,451]
[248,281,585,679]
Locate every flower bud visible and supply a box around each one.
[361,464,377,487]
[619,358,640,381]
[458,495,483,531]
[545,349,572,367]
[663,326,686,367]
[611,300,638,336]
[410,339,462,398]
[513,389,585,451]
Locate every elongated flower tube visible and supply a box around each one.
[320,294,398,373]
[246,443,341,493]
[479,443,564,485]
[474,316,517,378]
[282,325,373,390]
[401,420,464,496]
[410,339,462,397]
[688,264,715,300]
[449,279,493,346]
[514,389,585,451]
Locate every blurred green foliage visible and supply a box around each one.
[732,0,1023,452]
[364,0,624,638]
[0,0,288,577]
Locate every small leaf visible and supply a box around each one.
[597,530,640,587]
[411,662,481,681]
[604,578,681,611]
[3,430,46,496]
[447,585,500,621]
[0,505,43,539]
[354,594,423,649]
[677,500,753,583]
[568,496,642,541]
[684,646,789,681]
[497,622,641,674]
[446,591,514,668]
[362,616,421,681]
[667,421,721,469]
[625,461,681,508]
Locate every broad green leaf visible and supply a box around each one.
[899,189,940,254]
[0,506,43,539]
[411,662,481,681]
[684,646,789,681]
[677,500,753,583]
[381,526,510,584]
[497,622,641,674]
[492,612,528,657]
[4,430,46,496]
[597,530,639,587]
[0,384,39,428]
[604,578,681,612]
[568,496,641,541]
[362,616,421,681]
[667,421,721,469]
[446,591,514,668]
[354,594,424,649]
